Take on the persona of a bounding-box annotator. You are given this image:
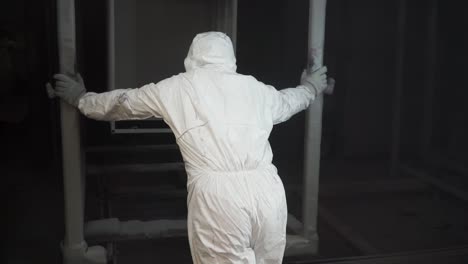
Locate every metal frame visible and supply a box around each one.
[80,0,240,261]
[107,0,238,134]
[110,121,172,134]
[58,1,468,261]
[61,0,329,259]
[107,0,169,134]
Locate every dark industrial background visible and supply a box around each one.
[3,0,468,263]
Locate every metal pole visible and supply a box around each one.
[231,0,238,50]
[108,0,115,92]
[57,0,84,248]
[421,0,438,160]
[390,0,407,178]
[108,0,117,134]
[57,0,106,262]
[214,0,237,50]
[302,0,327,247]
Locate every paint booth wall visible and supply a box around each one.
[431,1,468,164]
[239,0,401,182]
[3,0,64,262]
[77,0,466,183]
[239,0,468,176]
[396,0,468,164]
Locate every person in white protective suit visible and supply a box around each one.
[47,32,328,264]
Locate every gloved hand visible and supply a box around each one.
[46,73,86,107]
[301,66,328,97]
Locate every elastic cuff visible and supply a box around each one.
[297,84,316,101]
[76,93,87,109]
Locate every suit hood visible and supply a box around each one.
[184,32,237,73]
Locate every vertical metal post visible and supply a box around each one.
[303,0,327,248]
[214,0,237,50]
[230,0,238,49]
[57,0,106,263]
[57,0,84,248]
[108,0,115,92]
[421,0,438,160]
[108,0,116,134]
[390,0,407,178]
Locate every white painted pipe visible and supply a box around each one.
[56,0,106,263]
[302,0,327,247]
[214,0,237,50]
[231,0,238,50]
[57,0,84,248]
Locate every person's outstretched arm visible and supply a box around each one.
[46,74,164,121]
[265,66,328,125]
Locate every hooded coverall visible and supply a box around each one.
[76,32,316,264]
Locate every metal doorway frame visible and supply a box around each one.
[57,0,328,261]
[107,0,238,134]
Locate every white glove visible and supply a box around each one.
[46,73,86,107]
[301,66,328,97]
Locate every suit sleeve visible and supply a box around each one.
[264,84,315,125]
[77,83,165,121]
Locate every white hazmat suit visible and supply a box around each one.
[48,32,327,264]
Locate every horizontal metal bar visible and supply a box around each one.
[318,205,379,255]
[319,178,429,196]
[87,162,185,175]
[287,245,468,264]
[285,178,429,197]
[111,128,173,134]
[86,144,179,153]
[400,164,468,202]
[85,218,187,243]
[285,235,318,256]
[288,214,304,235]
[108,185,187,198]
[85,220,320,257]
[429,151,468,176]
